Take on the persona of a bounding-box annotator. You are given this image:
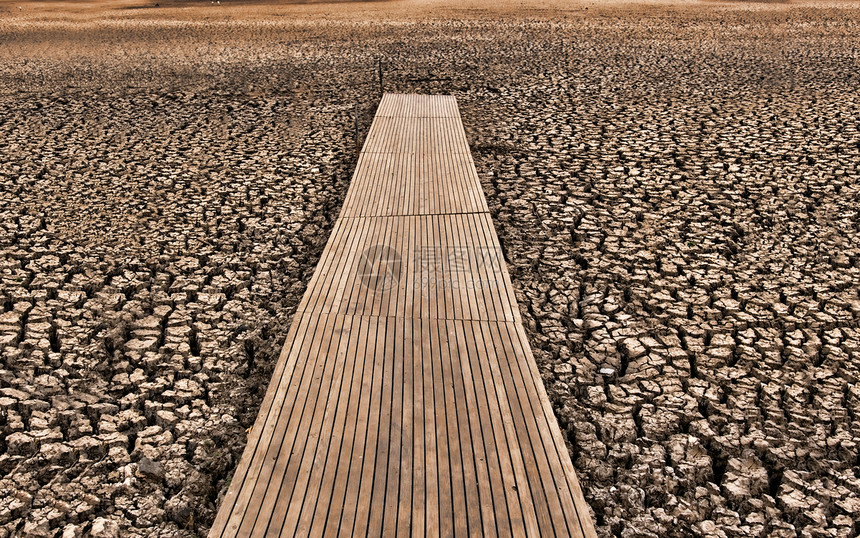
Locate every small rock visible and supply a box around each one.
[621,337,647,359]
[61,525,81,538]
[136,457,165,481]
[90,517,120,538]
[700,520,716,533]
[7,432,37,456]
[165,495,193,527]
[20,520,50,538]
[40,442,75,465]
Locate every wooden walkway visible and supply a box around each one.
[209,94,597,538]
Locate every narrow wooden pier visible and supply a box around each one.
[209,94,596,537]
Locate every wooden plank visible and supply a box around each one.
[465,319,520,538]
[440,318,472,535]
[421,316,440,537]
[410,316,426,537]
[484,320,558,536]
[350,315,387,536]
[394,316,414,536]
[325,314,373,537]
[305,311,363,537]
[246,313,340,536]
[275,314,354,536]
[298,214,519,322]
[209,94,597,538]
[451,319,500,537]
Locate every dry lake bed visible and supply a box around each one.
[1,0,859,536]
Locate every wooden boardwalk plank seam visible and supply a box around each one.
[209,94,597,538]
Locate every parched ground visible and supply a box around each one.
[1,0,859,536]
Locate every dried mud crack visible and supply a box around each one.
[1,1,860,536]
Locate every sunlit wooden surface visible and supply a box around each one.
[209,94,597,538]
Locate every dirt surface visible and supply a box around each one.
[1,0,859,536]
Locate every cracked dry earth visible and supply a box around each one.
[1,1,860,536]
